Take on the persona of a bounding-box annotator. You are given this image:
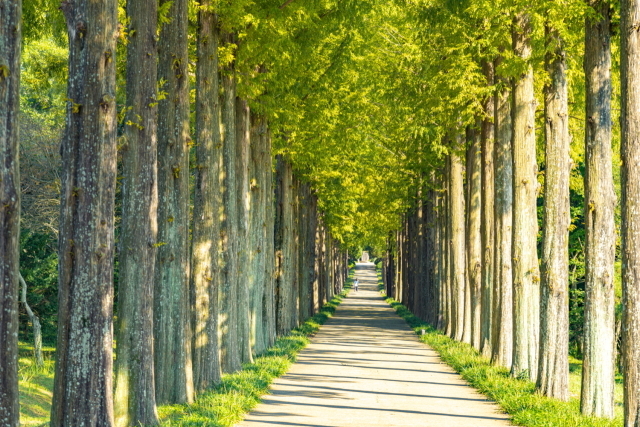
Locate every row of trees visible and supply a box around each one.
[381,2,640,426]
[1,0,353,425]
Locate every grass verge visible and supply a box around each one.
[18,354,55,426]
[384,295,622,427]
[159,281,352,426]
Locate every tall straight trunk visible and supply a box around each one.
[466,126,482,349]
[155,0,194,404]
[621,0,640,424]
[191,4,222,392]
[582,0,616,417]
[114,0,159,424]
[444,159,454,337]
[491,67,514,369]
[261,126,276,350]
[450,137,467,342]
[220,49,241,371]
[51,1,117,425]
[511,13,540,382]
[275,156,296,335]
[235,98,252,363]
[0,0,21,424]
[298,184,312,321]
[481,61,495,358]
[249,114,267,355]
[538,24,570,401]
[290,175,300,326]
[425,186,438,325]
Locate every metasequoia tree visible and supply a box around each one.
[620,0,640,424]
[582,0,616,417]
[480,61,495,358]
[155,0,194,404]
[0,0,21,424]
[510,12,540,382]
[114,0,160,424]
[450,137,466,342]
[537,23,570,401]
[51,0,118,425]
[491,75,513,369]
[466,126,482,349]
[192,1,222,392]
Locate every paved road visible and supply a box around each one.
[236,262,513,427]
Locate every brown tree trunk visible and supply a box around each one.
[480,61,495,358]
[491,69,513,369]
[191,4,222,392]
[450,136,467,342]
[220,47,241,372]
[582,0,616,417]
[51,1,118,425]
[511,13,540,382]
[155,0,194,404]
[262,126,277,349]
[0,0,21,422]
[620,0,640,424]
[114,0,160,423]
[466,126,482,349]
[537,24,570,401]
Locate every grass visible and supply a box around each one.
[159,281,352,426]
[383,293,624,427]
[17,275,352,427]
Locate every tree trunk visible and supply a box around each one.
[480,61,495,358]
[620,0,640,424]
[235,98,252,363]
[510,13,540,382]
[466,126,482,349]
[491,63,514,369]
[0,0,21,418]
[450,136,466,343]
[261,126,276,350]
[538,24,570,401]
[155,0,194,404]
[191,4,222,392]
[582,0,616,417]
[220,47,241,372]
[114,0,159,422]
[19,274,43,366]
[51,1,117,425]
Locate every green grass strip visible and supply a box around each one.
[159,280,352,427]
[384,296,622,427]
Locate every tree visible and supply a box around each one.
[537,22,570,401]
[113,0,160,424]
[192,2,222,392]
[510,12,540,382]
[620,0,640,424]
[581,0,616,417]
[155,0,194,404]
[466,126,482,349]
[0,0,22,424]
[50,0,118,425]
[450,136,466,342]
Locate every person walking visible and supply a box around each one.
[353,278,359,292]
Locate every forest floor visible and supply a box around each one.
[235,262,514,427]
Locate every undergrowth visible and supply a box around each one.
[384,296,623,427]
[159,281,351,426]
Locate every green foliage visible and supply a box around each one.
[18,354,56,426]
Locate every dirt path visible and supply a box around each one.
[236,262,513,427]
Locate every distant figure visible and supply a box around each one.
[353,278,359,292]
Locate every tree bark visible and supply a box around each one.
[620,0,640,424]
[114,0,159,422]
[466,126,482,349]
[582,1,616,417]
[510,13,540,382]
[155,0,194,404]
[480,61,495,358]
[192,4,222,392]
[51,1,117,424]
[537,24,570,401]
[0,0,21,420]
[450,136,467,342]
[220,46,241,372]
[491,69,513,369]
